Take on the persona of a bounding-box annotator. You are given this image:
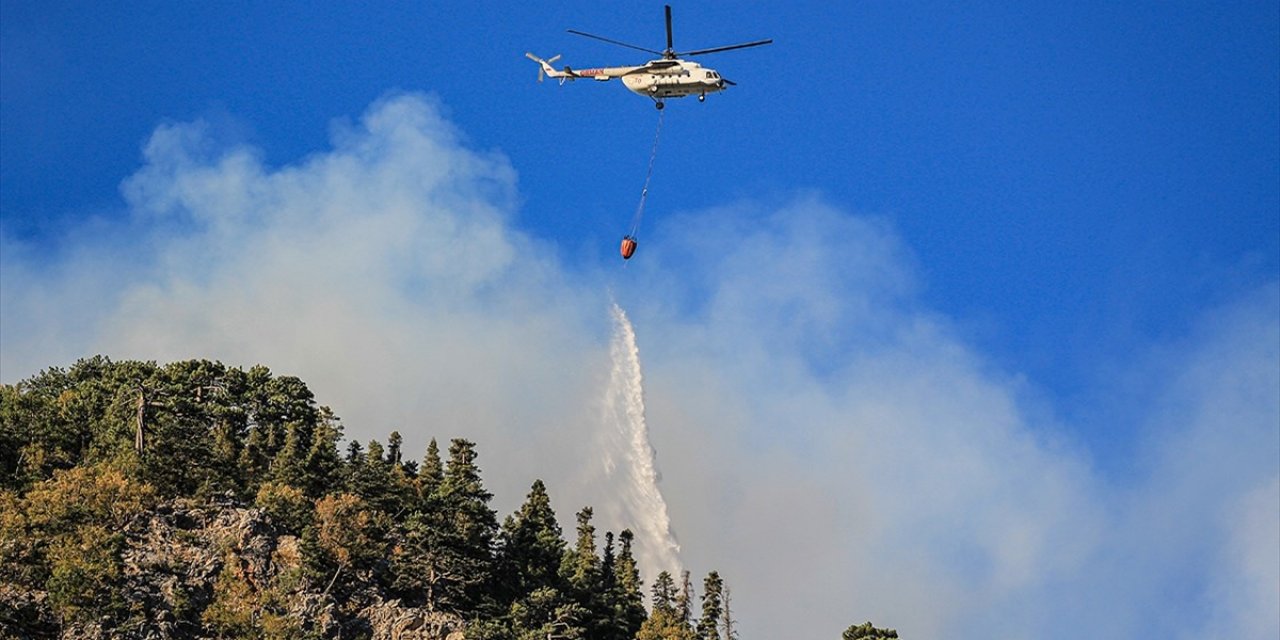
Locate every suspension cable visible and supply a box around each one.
[627,108,664,239]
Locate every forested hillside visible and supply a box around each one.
[0,357,895,639]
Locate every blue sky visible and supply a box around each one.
[2,2,1278,638]
[5,1,1276,410]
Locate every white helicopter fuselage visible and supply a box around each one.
[528,54,729,102]
[619,60,727,99]
[528,5,769,108]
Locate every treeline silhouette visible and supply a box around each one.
[0,357,895,639]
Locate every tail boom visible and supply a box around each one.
[526,53,636,84]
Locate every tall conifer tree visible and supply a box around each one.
[267,423,306,488]
[562,507,600,592]
[386,431,403,467]
[347,440,398,514]
[417,438,444,508]
[612,529,648,638]
[697,572,724,640]
[842,622,900,639]
[676,570,695,627]
[442,439,499,611]
[301,418,342,498]
[637,571,695,640]
[498,479,566,599]
[392,439,497,616]
[651,571,677,616]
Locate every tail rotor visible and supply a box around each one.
[526,52,562,83]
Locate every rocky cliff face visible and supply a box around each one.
[1,500,465,640]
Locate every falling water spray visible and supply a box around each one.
[599,301,683,580]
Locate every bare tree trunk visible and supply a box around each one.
[425,565,437,612]
[135,387,147,453]
[722,584,737,640]
[323,563,343,596]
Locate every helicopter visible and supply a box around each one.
[526,5,771,109]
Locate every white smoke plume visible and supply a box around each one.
[1,92,1276,639]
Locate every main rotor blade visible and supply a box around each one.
[680,39,773,57]
[566,29,664,56]
[665,5,674,53]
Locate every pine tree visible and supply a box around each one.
[255,480,312,533]
[247,371,318,448]
[495,494,584,639]
[842,622,900,639]
[305,492,388,599]
[561,507,601,592]
[508,586,590,640]
[676,570,695,627]
[132,363,225,497]
[611,529,648,639]
[239,425,271,491]
[15,462,157,624]
[267,423,306,489]
[301,416,342,498]
[345,440,363,466]
[651,571,678,616]
[398,438,498,615]
[208,418,243,496]
[139,411,216,497]
[161,359,245,497]
[393,509,474,612]
[347,439,407,515]
[497,479,567,601]
[417,438,444,508]
[602,531,617,592]
[440,439,498,546]
[697,571,724,640]
[595,529,647,640]
[638,571,696,640]
[386,431,404,467]
[561,506,614,637]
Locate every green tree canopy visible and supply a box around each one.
[697,571,724,640]
[0,356,792,639]
[843,621,901,639]
[498,479,567,601]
